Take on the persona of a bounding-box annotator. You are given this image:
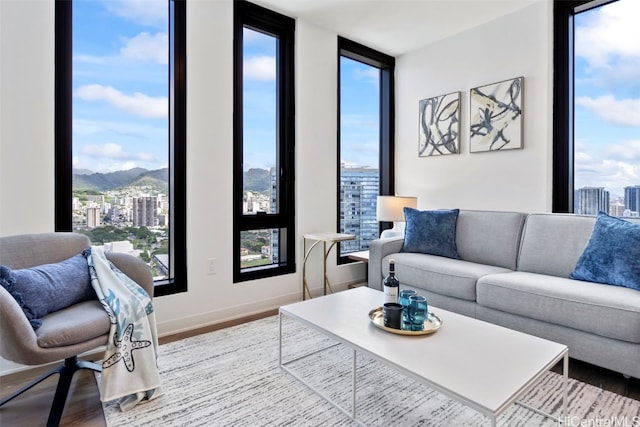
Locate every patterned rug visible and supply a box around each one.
[102,316,640,427]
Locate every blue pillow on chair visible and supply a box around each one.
[400,208,460,259]
[570,212,640,291]
[0,253,96,329]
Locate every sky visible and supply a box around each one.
[242,32,380,171]
[72,0,640,193]
[73,0,169,173]
[574,0,640,197]
[73,0,378,173]
[73,0,380,175]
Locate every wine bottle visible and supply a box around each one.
[383,259,399,304]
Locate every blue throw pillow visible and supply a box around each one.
[0,253,96,329]
[400,208,460,259]
[570,212,640,291]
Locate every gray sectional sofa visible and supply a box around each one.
[368,210,640,379]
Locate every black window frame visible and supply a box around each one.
[233,0,296,283]
[54,0,187,297]
[552,0,616,213]
[337,37,395,263]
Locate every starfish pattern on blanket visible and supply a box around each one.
[103,323,151,372]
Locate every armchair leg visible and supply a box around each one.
[0,356,102,427]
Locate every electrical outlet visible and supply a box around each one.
[207,258,216,275]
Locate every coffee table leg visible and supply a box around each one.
[278,312,283,366]
[352,348,357,420]
[562,353,568,425]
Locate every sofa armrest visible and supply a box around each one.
[105,252,155,299]
[368,237,404,290]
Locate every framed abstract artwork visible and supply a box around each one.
[469,77,523,152]
[418,91,460,157]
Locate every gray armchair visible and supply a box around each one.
[0,232,154,427]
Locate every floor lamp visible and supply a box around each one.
[377,196,418,239]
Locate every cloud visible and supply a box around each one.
[75,84,167,119]
[604,140,640,162]
[575,0,640,69]
[75,143,156,172]
[341,114,378,130]
[575,94,640,127]
[81,143,155,161]
[575,141,640,195]
[120,32,168,65]
[102,0,167,28]
[244,56,276,81]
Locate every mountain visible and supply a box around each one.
[73,167,168,193]
[244,168,271,193]
[128,169,169,193]
[73,168,94,176]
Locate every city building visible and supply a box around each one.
[340,165,379,254]
[625,185,640,214]
[86,206,101,229]
[575,187,609,216]
[132,196,158,227]
[609,200,625,217]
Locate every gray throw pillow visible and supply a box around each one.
[0,253,96,329]
[400,208,460,259]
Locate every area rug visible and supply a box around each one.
[102,316,640,427]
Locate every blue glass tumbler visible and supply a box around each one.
[408,295,428,331]
[398,290,416,328]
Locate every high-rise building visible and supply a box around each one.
[609,200,625,217]
[340,166,379,253]
[576,187,609,216]
[86,206,101,229]
[624,185,640,213]
[132,196,158,227]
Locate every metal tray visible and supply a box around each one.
[368,307,442,336]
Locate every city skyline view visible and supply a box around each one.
[71,0,639,208]
[574,0,640,198]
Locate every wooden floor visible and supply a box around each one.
[1,311,639,427]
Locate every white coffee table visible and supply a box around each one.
[279,287,568,426]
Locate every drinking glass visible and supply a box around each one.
[398,290,416,327]
[408,295,428,331]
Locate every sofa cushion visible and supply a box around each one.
[400,208,460,259]
[383,253,511,301]
[570,212,640,291]
[36,300,110,348]
[456,210,526,270]
[517,214,597,278]
[0,253,96,329]
[477,271,640,343]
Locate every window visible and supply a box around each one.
[553,0,639,217]
[338,37,395,260]
[233,1,295,282]
[55,0,187,296]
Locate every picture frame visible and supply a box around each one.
[418,91,461,157]
[469,77,523,152]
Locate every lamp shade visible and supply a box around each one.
[376,196,418,222]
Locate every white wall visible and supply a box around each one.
[0,0,55,234]
[0,0,362,375]
[395,1,553,213]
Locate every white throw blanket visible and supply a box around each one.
[85,246,163,411]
